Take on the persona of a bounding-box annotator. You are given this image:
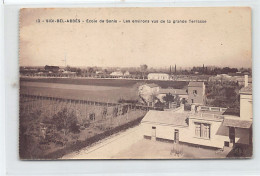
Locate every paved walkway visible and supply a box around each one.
[62,125,144,159]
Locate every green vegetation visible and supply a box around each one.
[19,97,146,159]
[206,82,240,115]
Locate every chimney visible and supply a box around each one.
[244,75,248,87]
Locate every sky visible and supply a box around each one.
[19,7,252,68]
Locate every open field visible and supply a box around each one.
[20,77,188,89]
[20,77,188,103]
[20,81,139,103]
[20,81,120,91]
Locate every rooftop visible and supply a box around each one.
[223,118,252,129]
[239,84,252,94]
[188,81,204,87]
[141,110,189,127]
[158,88,187,95]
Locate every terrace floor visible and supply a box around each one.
[62,125,229,159]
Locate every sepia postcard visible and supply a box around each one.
[19,7,252,160]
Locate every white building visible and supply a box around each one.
[148,73,170,80]
[124,71,130,76]
[141,76,252,153]
[141,110,230,149]
[110,71,124,77]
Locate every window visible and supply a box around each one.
[193,90,197,95]
[194,122,210,139]
[195,123,201,136]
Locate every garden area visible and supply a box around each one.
[19,96,146,159]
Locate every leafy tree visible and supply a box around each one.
[65,65,71,71]
[163,93,175,103]
[52,108,80,145]
[76,68,82,76]
[19,110,48,159]
[206,82,240,110]
[154,100,165,108]
[102,107,108,118]
[113,107,118,117]
[122,105,129,115]
[163,94,181,108]
[88,67,94,76]
[104,69,108,74]
[181,98,187,104]
[140,64,148,79]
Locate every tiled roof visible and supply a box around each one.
[158,88,187,95]
[223,118,252,129]
[141,110,189,127]
[188,82,204,87]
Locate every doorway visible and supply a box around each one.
[174,129,179,143]
[229,127,235,147]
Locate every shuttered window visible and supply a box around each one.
[195,123,201,137]
[194,122,210,139]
